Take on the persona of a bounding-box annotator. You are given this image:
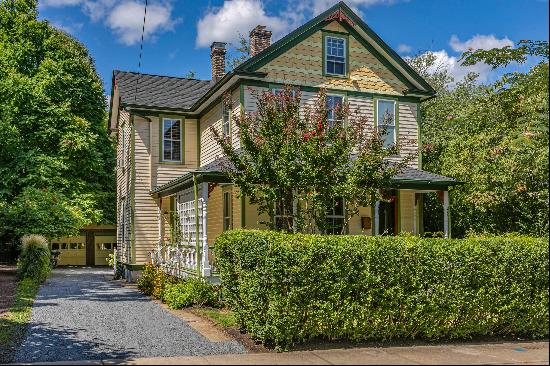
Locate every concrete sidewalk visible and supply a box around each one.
[27,341,548,365]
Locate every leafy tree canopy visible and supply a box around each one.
[0,0,115,243]
[213,87,412,234]
[409,41,549,237]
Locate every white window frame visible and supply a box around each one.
[327,94,344,128]
[162,118,183,162]
[325,36,347,76]
[325,198,345,235]
[223,191,231,231]
[222,103,231,139]
[274,191,294,231]
[376,99,397,147]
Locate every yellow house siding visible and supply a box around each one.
[133,116,159,264]
[398,102,419,169]
[116,110,131,263]
[257,21,408,95]
[348,206,373,235]
[199,90,241,167]
[151,116,198,188]
[243,197,270,230]
[399,190,416,233]
[207,184,223,246]
[125,114,200,265]
[200,104,222,166]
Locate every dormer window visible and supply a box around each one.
[324,35,347,76]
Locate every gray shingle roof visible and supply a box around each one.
[114,70,213,110]
[393,166,458,183]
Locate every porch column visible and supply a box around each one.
[374,201,380,236]
[193,174,201,277]
[201,182,211,277]
[443,190,450,238]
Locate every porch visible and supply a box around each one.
[149,163,460,279]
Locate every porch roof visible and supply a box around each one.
[151,158,462,198]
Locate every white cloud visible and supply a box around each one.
[106,1,177,45]
[449,34,514,53]
[40,0,84,6]
[196,0,290,48]
[397,44,412,54]
[40,0,178,46]
[425,50,493,84]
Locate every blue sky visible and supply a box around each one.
[37,0,549,97]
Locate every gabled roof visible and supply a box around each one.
[113,71,213,110]
[235,1,435,96]
[111,1,436,118]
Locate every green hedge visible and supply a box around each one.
[214,230,549,349]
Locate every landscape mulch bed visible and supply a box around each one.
[0,265,17,317]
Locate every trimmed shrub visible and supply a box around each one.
[17,234,51,282]
[163,278,220,309]
[215,230,549,349]
[137,263,157,296]
[137,263,178,299]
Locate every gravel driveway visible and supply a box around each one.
[14,267,245,363]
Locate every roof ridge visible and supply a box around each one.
[114,69,211,83]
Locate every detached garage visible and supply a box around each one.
[49,225,116,266]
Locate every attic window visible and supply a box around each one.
[325,36,347,76]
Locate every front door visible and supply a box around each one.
[379,196,397,236]
[86,232,95,266]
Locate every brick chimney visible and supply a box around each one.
[249,25,272,57]
[210,42,227,81]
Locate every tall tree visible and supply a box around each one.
[0,0,115,244]
[212,87,412,234]
[409,41,549,237]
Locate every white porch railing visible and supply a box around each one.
[151,182,213,278]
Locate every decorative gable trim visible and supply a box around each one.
[235,1,436,96]
[324,8,355,27]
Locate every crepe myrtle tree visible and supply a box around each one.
[212,86,414,234]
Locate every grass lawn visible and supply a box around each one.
[192,307,237,328]
[0,278,41,363]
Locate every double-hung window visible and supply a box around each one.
[376,100,396,148]
[222,103,230,139]
[162,118,182,162]
[325,198,345,235]
[325,36,346,76]
[326,95,344,128]
[274,191,294,232]
[223,191,231,231]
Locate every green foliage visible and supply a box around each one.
[137,263,178,299]
[194,308,237,328]
[137,263,157,296]
[0,277,41,363]
[163,278,220,309]
[0,0,115,246]
[213,87,411,233]
[408,41,549,237]
[16,234,50,282]
[0,188,87,240]
[215,230,549,350]
[226,33,250,71]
